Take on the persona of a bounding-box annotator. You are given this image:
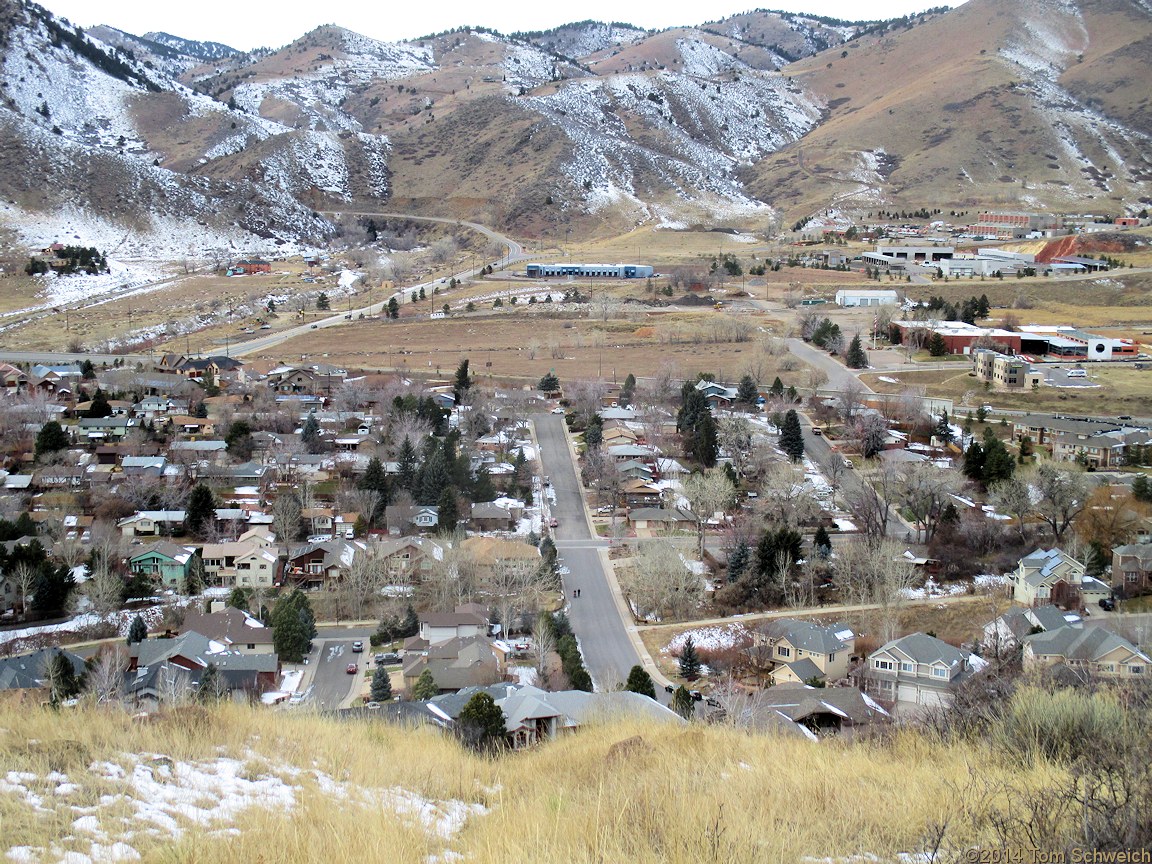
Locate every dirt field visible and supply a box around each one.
[242,304,807,385]
[861,363,1152,416]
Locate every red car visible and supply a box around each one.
[345,663,358,674]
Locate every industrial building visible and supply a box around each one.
[972,349,1044,389]
[525,263,654,279]
[834,289,901,307]
[966,212,1063,240]
[893,320,1137,360]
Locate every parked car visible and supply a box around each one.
[352,641,363,653]
[549,517,559,528]
[377,652,400,664]
[1099,597,1116,611]
[550,407,564,414]
[345,663,358,674]
[543,476,551,486]
[689,690,703,701]
[705,696,722,708]
[664,684,675,694]
[374,653,386,664]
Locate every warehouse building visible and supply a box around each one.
[525,263,654,278]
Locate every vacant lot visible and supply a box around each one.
[861,363,1152,416]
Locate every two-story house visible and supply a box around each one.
[117,510,187,537]
[128,543,198,589]
[373,537,444,584]
[284,539,366,590]
[200,540,279,588]
[1112,544,1152,596]
[752,619,855,685]
[1023,625,1149,678]
[864,632,978,708]
[1010,547,1111,609]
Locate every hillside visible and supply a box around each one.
[0,700,1082,863]
[743,0,1152,219]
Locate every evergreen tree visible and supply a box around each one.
[977,294,990,318]
[1133,474,1152,503]
[813,525,832,559]
[678,636,702,680]
[196,663,222,702]
[397,436,418,491]
[387,296,400,319]
[412,668,438,700]
[538,371,560,393]
[844,333,868,369]
[401,604,420,638]
[301,413,321,453]
[457,691,506,752]
[934,410,954,445]
[691,410,718,467]
[271,590,315,662]
[437,486,459,533]
[671,685,695,720]
[84,389,112,418]
[225,420,254,459]
[584,419,602,447]
[35,421,70,459]
[963,439,985,481]
[184,555,205,595]
[185,483,215,535]
[31,564,73,615]
[127,614,148,645]
[229,586,252,612]
[736,374,759,406]
[624,664,656,699]
[418,448,451,505]
[769,376,784,398]
[370,664,393,702]
[726,540,750,584]
[79,359,95,380]
[779,409,805,462]
[453,358,473,403]
[927,332,948,357]
[316,293,330,310]
[46,652,80,705]
[359,457,390,523]
[981,438,1015,486]
[471,465,496,503]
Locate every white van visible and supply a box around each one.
[1066,369,1087,378]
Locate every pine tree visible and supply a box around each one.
[678,636,702,680]
[272,590,315,663]
[370,664,393,702]
[196,663,222,702]
[671,685,695,720]
[977,293,990,318]
[184,555,205,595]
[692,411,718,467]
[845,334,868,369]
[927,332,948,357]
[301,413,321,452]
[316,293,330,310]
[726,540,750,584]
[1133,474,1152,503]
[963,440,985,482]
[624,664,656,699]
[387,297,400,319]
[453,358,473,402]
[934,410,954,445]
[46,652,79,705]
[412,668,438,700]
[769,376,784,398]
[85,389,112,418]
[397,436,418,491]
[186,484,215,535]
[35,421,70,459]
[779,409,805,462]
[538,371,560,393]
[736,374,759,406]
[813,525,832,559]
[127,614,148,645]
[401,604,420,638]
[456,691,506,752]
[418,449,450,505]
[981,438,1015,486]
[437,486,459,533]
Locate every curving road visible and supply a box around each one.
[228,212,528,359]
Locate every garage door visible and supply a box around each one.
[897,683,920,704]
[917,688,947,708]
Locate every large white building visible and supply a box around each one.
[834,289,900,308]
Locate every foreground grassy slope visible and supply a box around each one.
[0,702,1066,863]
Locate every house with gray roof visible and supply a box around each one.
[864,632,980,708]
[401,636,503,694]
[0,648,85,701]
[1023,625,1149,678]
[1011,547,1110,609]
[753,682,891,737]
[982,605,1081,656]
[752,619,855,685]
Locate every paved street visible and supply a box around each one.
[306,638,366,710]
[533,413,646,691]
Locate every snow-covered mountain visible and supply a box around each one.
[142,31,238,61]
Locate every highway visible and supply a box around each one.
[533,412,647,691]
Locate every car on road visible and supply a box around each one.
[310,324,318,329]
[1119,415,1133,421]
[352,641,363,653]
[550,406,564,414]
[664,684,675,694]
[345,663,358,674]
[689,690,703,701]
[812,428,822,436]
[843,458,853,469]
[543,476,551,486]
[549,517,558,528]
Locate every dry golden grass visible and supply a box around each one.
[0,701,1065,863]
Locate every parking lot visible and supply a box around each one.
[1043,366,1101,388]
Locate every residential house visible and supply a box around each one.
[607,444,653,462]
[458,536,540,579]
[1011,415,1151,468]
[178,606,277,654]
[0,363,29,394]
[117,510,186,537]
[301,507,335,537]
[1011,547,1111,609]
[231,258,271,275]
[752,682,891,737]
[469,501,519,532]
[864,632,978,708]
[124,631,279,709]
[615,459,654,482]
[420,683,683,749]
[693,379,738,410]
[627,507,696,532]
[417,611,489,646]
[751,619,855,685]
[78,416,130,442]
[384,504,439,535]
[373,536,444,584]
[621,479,662,507]
[284,539,365,590]
[1023,626,1149,678]
[121,456,166,477]
[200,540,279,588]
[128,542,197,589]
[401,636,502,694]
[0,648,86,703]
[266,365,346,396]
[982,604,1081,655]
[1112,544,1152,596]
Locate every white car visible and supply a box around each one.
[550,407,564,414]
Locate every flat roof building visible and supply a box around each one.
[525,263,654,279]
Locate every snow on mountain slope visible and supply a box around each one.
[521,68,821,215]
[522,21,649,60]
[256,130,391,200]
[143,31,239,61]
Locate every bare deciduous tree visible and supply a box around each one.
[620,542,702,622]
[682,469,736,558]
[834,538,916,642]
